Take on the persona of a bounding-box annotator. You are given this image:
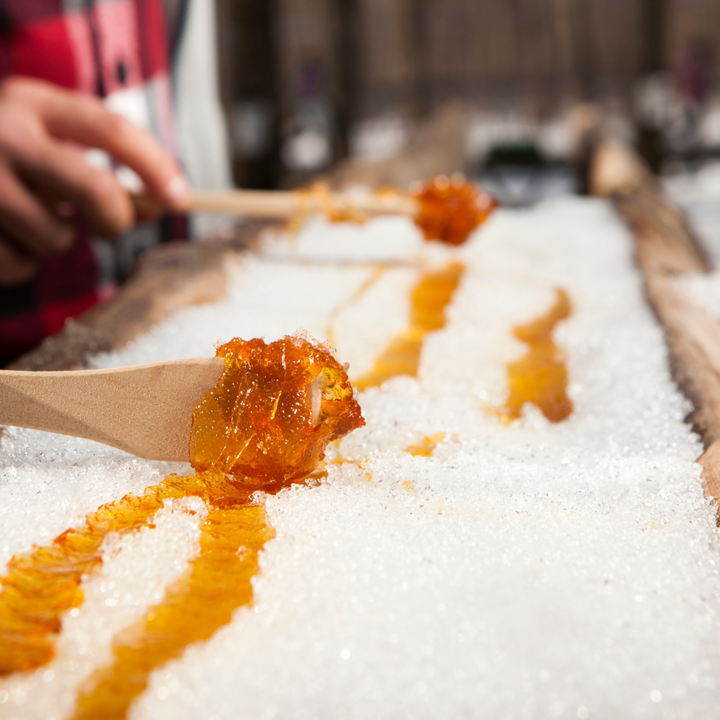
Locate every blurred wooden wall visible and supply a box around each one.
[216,0,720,185]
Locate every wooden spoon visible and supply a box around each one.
[0,358,226,462]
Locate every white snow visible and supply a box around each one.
[1,197,718,720]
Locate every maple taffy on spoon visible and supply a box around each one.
[0,334,364,472]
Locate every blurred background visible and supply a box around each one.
[210,0,720,204]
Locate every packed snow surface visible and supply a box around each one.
[1,197,719,720]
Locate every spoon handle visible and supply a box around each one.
[0,358,225,462]
[132,189,419,219]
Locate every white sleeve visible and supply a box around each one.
[173,0,234,239]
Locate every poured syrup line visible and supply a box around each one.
[0,469,249,676]
[0,470,292,710]
[495,288,573,424]
[0,483,180,674]
[325,266,387,349]
[72,499,273,720]
[354,262,465,390]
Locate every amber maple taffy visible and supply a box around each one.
[0,335,364,720]
[354,262,465,390]
[413,176,498,246]
[495,288,574,423]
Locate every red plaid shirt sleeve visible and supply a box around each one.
[0,0,178,366]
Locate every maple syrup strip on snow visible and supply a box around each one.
[354,262,465,390]
[0,483,183,674]
[325,266,387,350]
[496,288,573,424]
[73,501,273,720]
[0,335,364,720]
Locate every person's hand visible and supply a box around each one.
[0,77,188,285]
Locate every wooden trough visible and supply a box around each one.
[4,104,720,718]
